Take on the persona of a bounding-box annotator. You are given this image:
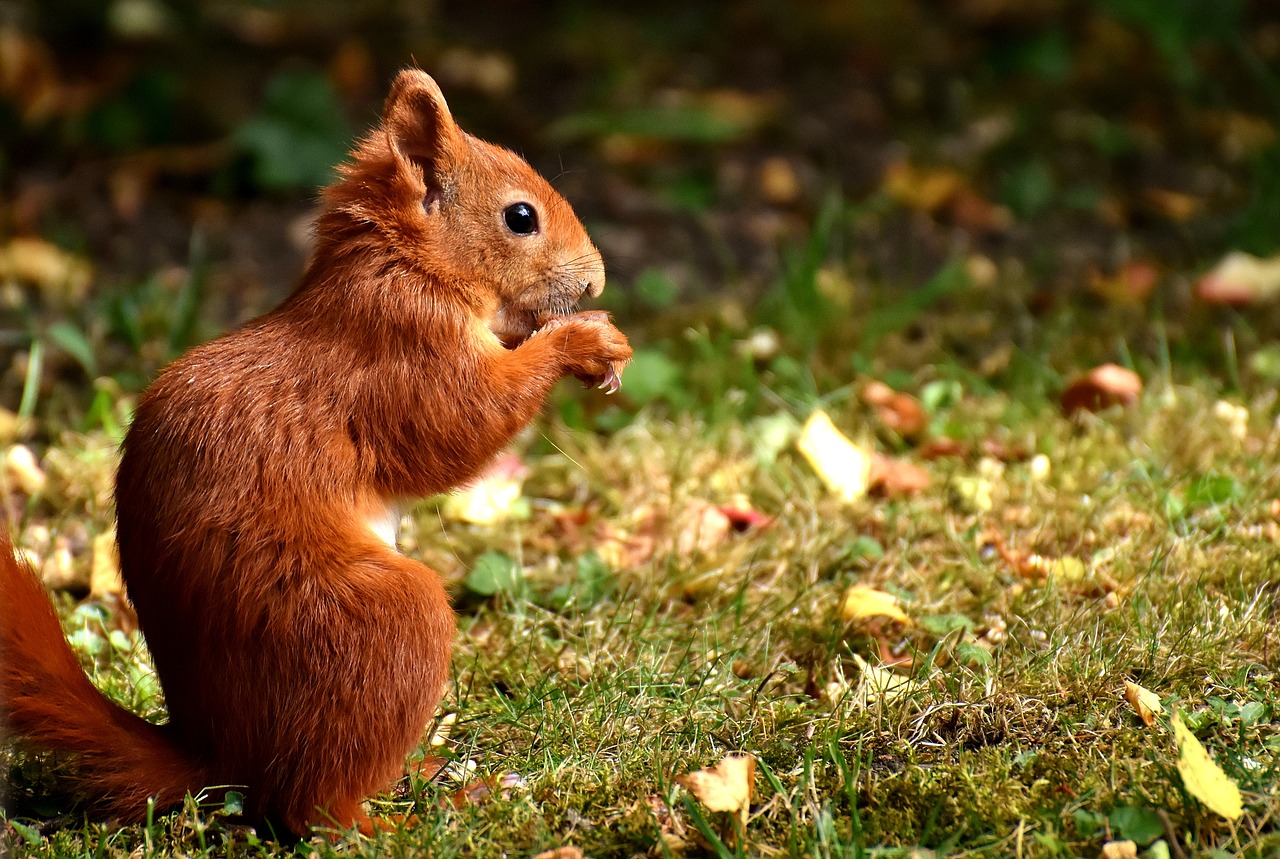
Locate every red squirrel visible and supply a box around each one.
[0,68,631,835]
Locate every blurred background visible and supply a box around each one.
[2,0,1280,432]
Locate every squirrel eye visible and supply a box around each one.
[503,202,538,236]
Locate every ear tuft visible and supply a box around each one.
[382,69,461,186]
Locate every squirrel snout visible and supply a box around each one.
[584,276,604,299]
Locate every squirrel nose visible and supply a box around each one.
[584,276,604,299]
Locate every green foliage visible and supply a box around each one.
[234,70,352,192]
[463,551,522,597]
[1108,805,1164,845]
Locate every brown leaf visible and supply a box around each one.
[674,499,733,558]
[882,161,965,213]
[450,778,494,809]
[918,437,969,460]
[717,504,773,531]
[862,381,927,438]
[1144,188,1200,222]
[1088,261,1159,304]
[947,187,1012,233]
[533,849,584,859]
[869,454,930,495]
[1196,251,1280,306]
[1060,364,1142,415]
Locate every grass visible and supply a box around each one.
[3,344,1279,856]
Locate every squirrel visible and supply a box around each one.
[0,68,631,836]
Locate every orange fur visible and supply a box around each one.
[0,68,630,835]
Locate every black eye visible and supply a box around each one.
[503,202,538,236]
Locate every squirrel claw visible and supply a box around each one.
[601,365,622,395]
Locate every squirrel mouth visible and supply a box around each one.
[489,294,581,350]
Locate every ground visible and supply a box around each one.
[2,1,1280,856]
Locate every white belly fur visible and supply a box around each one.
[366,502,403,548]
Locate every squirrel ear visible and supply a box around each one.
[382,69,461,188]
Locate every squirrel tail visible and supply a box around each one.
[1,532,203,819]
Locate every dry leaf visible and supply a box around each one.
[1144,188,1200,222]
[717,503,773,531]
[882,161,965,213]
[40,540,79,591]
[869,454,930,496]
[0,237,93,304]
[862,381,928,437]
[841,585,911,625]
[441,453,528,524]
[1100,840,1138,859]
[759,156,801,205]
[1060,364,1142,415]
[851,654,918,706]
[89,528,122,599]
[674,499,733,558]
[1088,261,1158,304]
[1196,250,1280,306]
[679,753,755,818]
[1173,713,1243,820]
[1123,681,1161,728]
[533,848,584,859]
[796,410,871,503]
[5,444,46,495]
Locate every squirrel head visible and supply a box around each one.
[317,68,605,348]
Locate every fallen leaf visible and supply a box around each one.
[40,540,79,591]
[1144,188,1200,222]
[4,444,46,495]
[717,503,773,530]
[0,237,93,304]
[533,848,584,859]
[796,410,871,503]
[918,437,969,459]
[1123,681,1162,728]
[869,454,930,495]
[679,753,755,825]
[673,499,733,558]
[851,654,918,706]
[1100,840,1138,859]
[1173,713,1243,820]
[1089,261,1159,304]
[1196,251,1280,306]
[758,156,801,205]
[862,381,927,437]
[882,161,965,213]
[840,584,911,625]
[441,453,529,524]
[1060,364,1142,415]
[89,528,122,599]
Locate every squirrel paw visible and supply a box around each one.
[534,311,632,393]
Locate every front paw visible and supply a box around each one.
[535,312,632,394]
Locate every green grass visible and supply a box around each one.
[3,364,1279,856]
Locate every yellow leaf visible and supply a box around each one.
[1173,714,1243,820]
[1123,681,1162,728]
[89,528,122,599]
[1100,841,1138,859]
[678,753,754,816]
[441,453,528,524]
[840,584,911,625]
[796,410,870,503]
[852,654,918,707]
[0,237,93,303]
[4,444,46,495]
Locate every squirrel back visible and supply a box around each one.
[1,68,631,835]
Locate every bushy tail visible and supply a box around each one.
[0,532,204,819]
